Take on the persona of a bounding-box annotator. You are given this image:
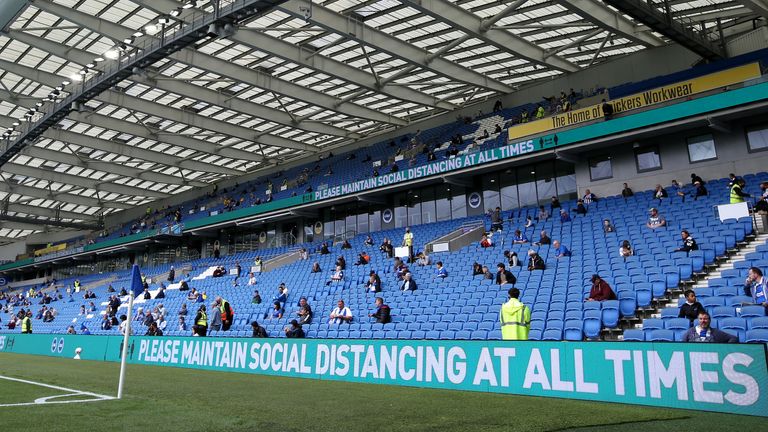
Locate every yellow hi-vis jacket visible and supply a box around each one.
[730,184,745,204]
[500,298,530,340]
[196,311,207,327]
[21,316,32,333]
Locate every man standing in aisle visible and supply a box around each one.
[403,227,414,263]
[21,311,32,334]
[215,296,234,331]
[500,288,530,340]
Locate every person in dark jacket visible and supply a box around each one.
[251,321,268,338]
[527,250,545,271]
[678,290,705,323]
[586,274,616,301]
[692,181,708,200]
[399,272,418,291]
[621,183,633,198]
[682,312,738,343]
[146,321,163,336]
[365,271,382,293]
[495,263,516,286]
[472,262,483,276]
[285,320,305,338]
[369,297,391,324]
[674,230,699,252]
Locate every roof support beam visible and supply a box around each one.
[0,56,265,163]
[5,201,95,222]
[141,0,457,110]
[543,29,603,58]
[67,111,260,165]
[3,162,168,198]
[282,0,515,91]
[0,214,99,230]
[404,0,579,73]
[19,145,201,187]
[736,0,768,19]
[0,221,46,231]
[6,31,317,154]
[32,0,406,127]
[0,179,129,210]
[43,128,240,176]
[230,29,459,110]
[0,109,241,176]
[558,0,665,46]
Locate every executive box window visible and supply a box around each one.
[746,126,768,152]
[635,146,662,172]
[588,156,613,181]
[687,134,717,162]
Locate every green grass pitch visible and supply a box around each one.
[0,352,762,431]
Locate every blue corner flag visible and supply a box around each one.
[130,264,143,297]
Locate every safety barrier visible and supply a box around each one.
[0,334,765,417]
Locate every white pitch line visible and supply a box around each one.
[0,375,115,407]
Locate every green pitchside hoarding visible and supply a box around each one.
[1,334,765,417]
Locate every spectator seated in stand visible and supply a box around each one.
[679,289,705,323]
[354,252,370,266]
[285,320,305,338]
[559,209,571,222]
[527,250,545,271]
[368,297,392,324]
[311,262,322,273]
[681,312,738,343]
[495,263,516,286]
[586,274,616,302]
[534,230,551,246]
[480,233,494,248]
[646,207,667,229]
[434,261,448,279]
[553,240,571,258]
[329,300,353,324]
[366,271,382,293]
[400,272,418,291]
[619,240,633,257]
[252,321,268,338]
[674,230,699,252]
[512,230,529,244]
[603,219,615,233]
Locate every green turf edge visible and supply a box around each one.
[0,352,762,432]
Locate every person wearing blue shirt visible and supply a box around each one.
[267,302,284,320]
[553,240,571,258]
[744,267,768,314]
[512,229,529,244]
[434,261,448,279]
[559,209,571,222]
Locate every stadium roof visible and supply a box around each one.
[0,0,760,241]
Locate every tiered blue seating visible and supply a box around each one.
[5,169,768,341]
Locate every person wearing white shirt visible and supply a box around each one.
[329,300,353,324]
[157,316,167,332]
[248,272,257,286]
[118,314,132,335]
[400,272,418,291]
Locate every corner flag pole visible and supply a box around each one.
[118,264,143,399]
[117,291,133,399]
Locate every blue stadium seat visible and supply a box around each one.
[563,320,583,341]
[664,318,691,331]
[719,317,747,342]
[748,316,768,330]
[622,329,645,341]
[648,329,674,342]
[745,329,768,343]
[601,301,620,328]
[740,306,766,318]
[642,318,664,331]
